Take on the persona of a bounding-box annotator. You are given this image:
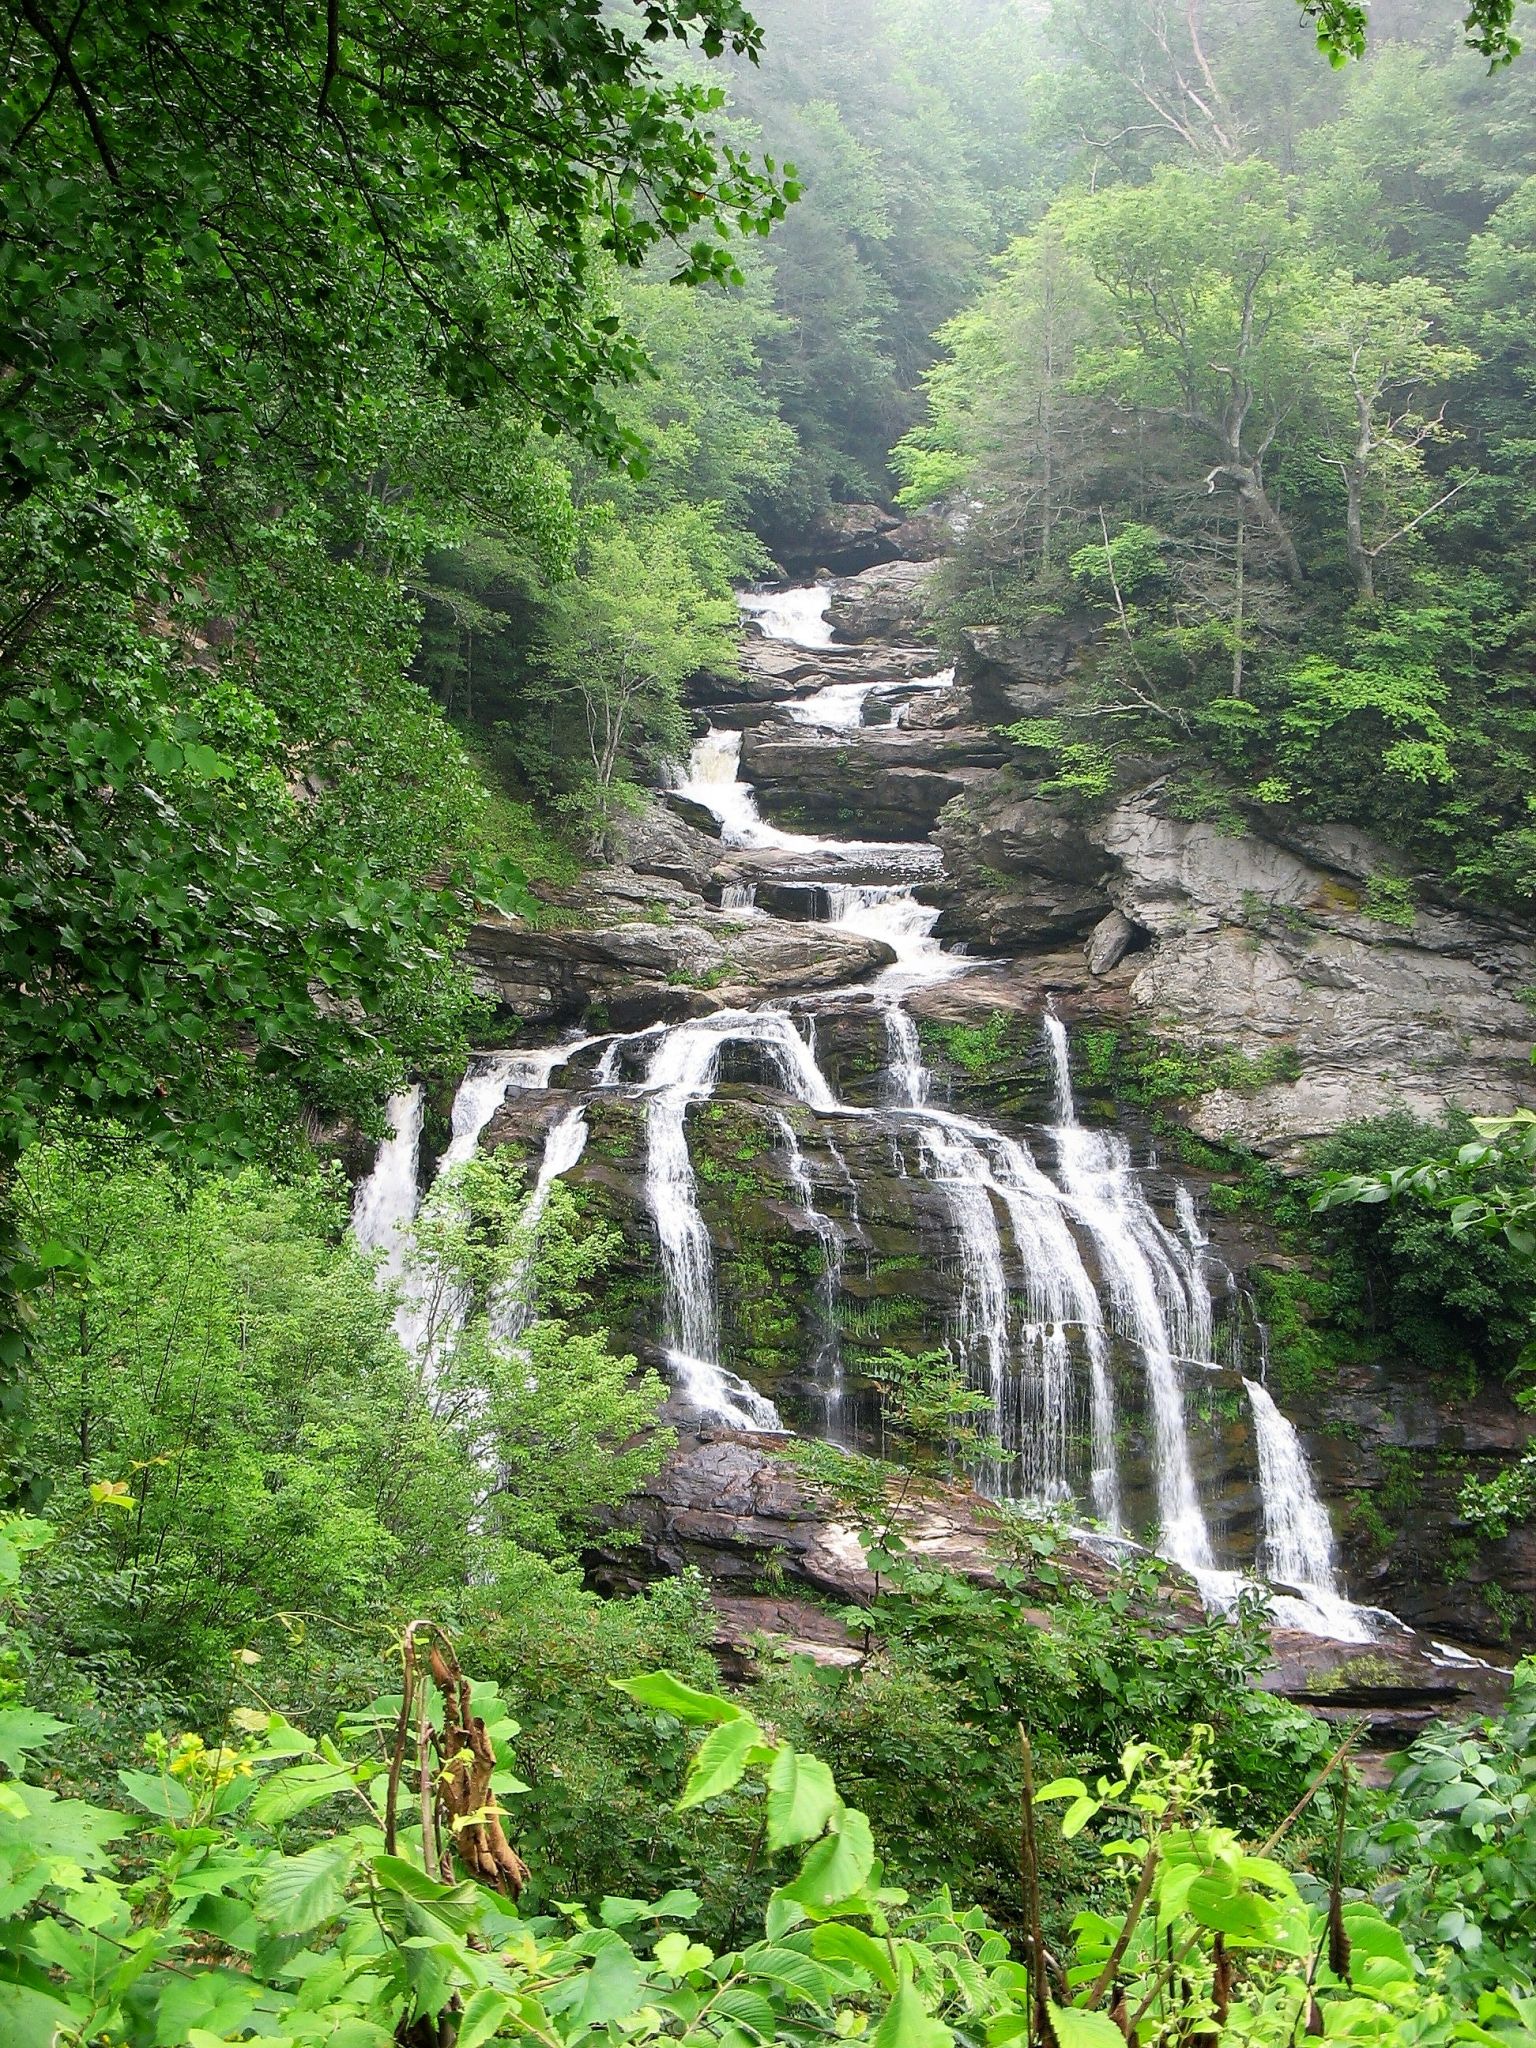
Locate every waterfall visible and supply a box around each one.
[772,1112,846,1412]
[823,884,962,988]
[1042,1014,1214,1572]
[883,1001,931,1106]
[789,663,958,733]
[671,724,941,874]
[980,1122,1122,1529]
[491,1104,590,1344]
[1245,1378,1339,1591]
[882,1002,1122,1520]
[915,1119,1014,1401]
[789,680,883,730]
[352,1085,425,1278]
[721,883,758,910]
[739,582,835,647]
[641,1010,837,1427]
[892,665,956,726]
[393,1056,521,1360]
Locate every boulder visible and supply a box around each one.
[954,618,1091,725]
[1086,908,1143,975]
[826,559,940,643]
[809,501,903,574]
[739,724,1003,842]
[929,786,1114,950]
[462,911,897,1031]
[608,797,723,893]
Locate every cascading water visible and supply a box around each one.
[771,1111,846,1416]
[348,581,1381,1645]
[641,1010,839,1428]
[739,582,836,647]
[823,884,963,989]
[788,664,955,733]
[883,1002,931,1107]
[673,725,940,875]
[393,1056,522,1360]
[1042,1011,1215,1572]
[491,1104,591,1345]
[352,1086,425,1273]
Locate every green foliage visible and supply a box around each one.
[1073,1026,1301,1109]
[6,1506,1489,2048]
[13,1135,667,1728]
[865,1348,996,1452]
[1309,1112,1536,1374]
[1362,1660,1536,2000]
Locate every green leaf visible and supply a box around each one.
[1185,1873,1280,1944]
[0,1710,66,1776]
[778,1807,875,1910]
[1048,2006,1130,2048]
[871,1974,954,2048]
[745,1944,834,2008]
[458,1988,516,2048]
[116,1768,194,1821]
[766,1746,839,1851]
[545,1930,645,2028]
[256,1837,357,1935]
[710,1986,779,2037]
[0,1983,83,2048]
[811,1921,899,1992]
[680,1717,764,1809]
[247,1760,355,1826]
[610,1671,745,1724]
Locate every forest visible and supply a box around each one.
[5,0,1536,2044]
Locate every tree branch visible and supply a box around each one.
[18,0,118,182]
[1366,479,1468,560]
[317,0,340,121]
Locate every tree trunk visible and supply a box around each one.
[1207,461,1304,587]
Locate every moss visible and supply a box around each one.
[1074,1022,1301,1108]
[1250,1267,1353,1402]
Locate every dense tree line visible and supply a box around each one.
[896,4,1536,902]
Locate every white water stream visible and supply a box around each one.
[740,581,837,647]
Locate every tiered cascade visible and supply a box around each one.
[353,581,1373,1640]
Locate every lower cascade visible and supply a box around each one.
[352,582,1381,1642]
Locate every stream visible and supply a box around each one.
[353,581,1395,1645]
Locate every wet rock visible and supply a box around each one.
[929,785,1114,949]
[660,792,724,840]
[1086,908,1142,975]
[807,501,904,575]
[826,560,940,643]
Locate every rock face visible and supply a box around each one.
[463,907,895,1032]
[953,619,1090,725]
[931,785,1115,948]
[914,764,1536,1155]
[826,559,940,643]
[594,1434,1512,1750]
[1095,797,1536,1157]
[740,722,1004,841]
